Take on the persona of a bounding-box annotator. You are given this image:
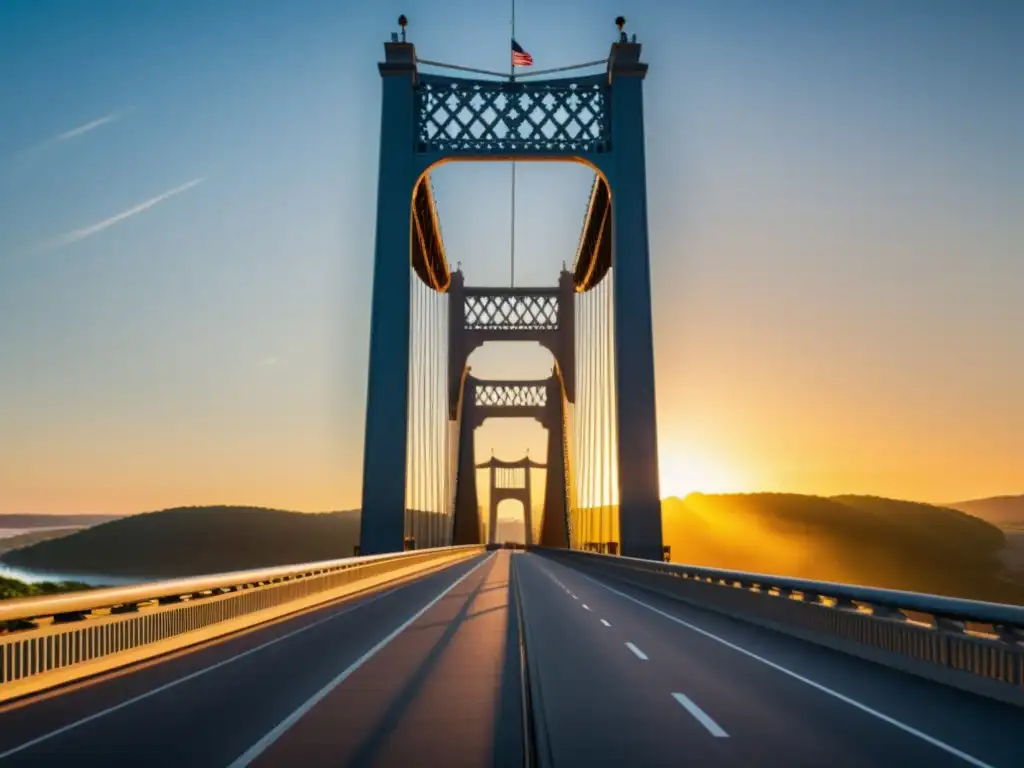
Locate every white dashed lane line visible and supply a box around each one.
[600,619,611,627]
[582,604,592,611]
[672,692,729,738]
[625,642,648,661]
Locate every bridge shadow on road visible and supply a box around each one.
[254,551,526,768]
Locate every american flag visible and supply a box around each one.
[511,39,533,67]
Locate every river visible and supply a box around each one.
[0,529,149,586]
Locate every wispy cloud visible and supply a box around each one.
[259,356,281,368]
[54,110,127,142]
[47,177,205,249]
[14,108,134,161]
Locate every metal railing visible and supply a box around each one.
[1,545,484,699]
[542,549,1024,706]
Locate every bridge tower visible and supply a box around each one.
[359,19,663,560]
[476,453,546,546]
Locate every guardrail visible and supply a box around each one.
[1,545,485,702]
[541,549,1024,707]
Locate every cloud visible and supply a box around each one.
[259,357,281,367]
[54,111,126,142]
[47,177,205,249]
[12,108,134,162]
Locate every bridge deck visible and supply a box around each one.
[0,553,1021,767]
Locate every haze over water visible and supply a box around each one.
[0,0,1021,517]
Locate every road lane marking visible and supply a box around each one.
[582,604,592,611]
[600,619,611,627]
[625,642,648,660]
[574,569,998,768]
[226,553,495,767]
[0,555,489,762]
[672,692,729,738]
[0,558,486,761]
[570,594,578,600]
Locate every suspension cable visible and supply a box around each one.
[588,288,599,550]
[605,276,615,550]
[598,277,607,552]
[581,288,589,548]
[405,274,415,544]
[430,286,438,547]
[598,281,607,551]
[420,278,430,547]
[608,276,615,549]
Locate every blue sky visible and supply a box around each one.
[0,0,1021,514]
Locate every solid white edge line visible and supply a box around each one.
[672,692,729,738]
[600,619,611,627]
[225,552,495,768]
[0,559,472,761]
[625,642,648,661]
[573,568,997,768]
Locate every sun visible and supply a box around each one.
[658,447,742,499]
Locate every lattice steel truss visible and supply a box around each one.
[464,294,559,331]
[475,384,548,408]
[415,74,609,155]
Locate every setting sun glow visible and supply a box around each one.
[658,448,746,500]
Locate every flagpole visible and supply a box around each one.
[510,0,516,288]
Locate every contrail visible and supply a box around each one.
[6,108,134,168]
[52,177,205,247]
[55,112,121,142]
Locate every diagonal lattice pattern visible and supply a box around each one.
[475,384,548,409]
[416,74,609,155]
[465,294,559,331]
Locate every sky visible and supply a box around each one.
[0,0,1021,516]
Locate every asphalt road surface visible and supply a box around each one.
[0,552,522,768]
[1,549,1022,767]
[517,552,1024,768]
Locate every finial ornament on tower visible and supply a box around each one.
[615,16,628,43]
[398,15,408,43]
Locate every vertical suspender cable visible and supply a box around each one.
[598,280,602,548]
[405,272,415,544]
[598,278,607,552]
[603,276,613,550]
[579,292,591,548]
[572,292,581,548]
[419,278,429,547]
[596,279,604,550]
[411,277,419,547]
[426,281,434,548]
[432,283,439,548]
[411,276,420,547]
[607,271,618,548]
[417,278,426,547]
[588,287,598,549]
[432,286,440,548]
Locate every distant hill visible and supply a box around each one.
[2,506,364,578]
[0,527,81,556]
[0,514,122,530]
[946,496,1024,531]
[660,493,1022,604]
[7,496,1022,604]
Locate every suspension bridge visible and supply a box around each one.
[1,20,1023,768]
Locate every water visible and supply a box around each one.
[0,561,147,587]
[0,527,84,538]
[0,526,153,587]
